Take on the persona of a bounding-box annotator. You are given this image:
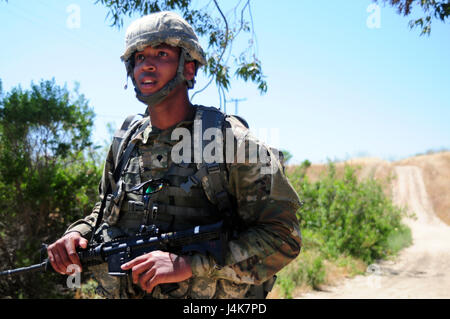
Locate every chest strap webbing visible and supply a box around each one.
[89,117,149,243]
[92,106,240,240]
[179,106,236,225]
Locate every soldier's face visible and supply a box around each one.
[133,44,181,95]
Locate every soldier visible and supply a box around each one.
[47,11,302,299]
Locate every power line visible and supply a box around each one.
[225,98,247,115]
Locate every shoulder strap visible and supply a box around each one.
[90,115,149,243]
[112,114,139,169]
[180,106,245,224]
[111,115,152,180]
[228,114,249,129]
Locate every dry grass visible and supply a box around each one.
[267,282,311,299]
[395,151,450,225]
[288,152,450,226]
[287,157,396,197]
[267,256,367,299]
[322,258,367,285]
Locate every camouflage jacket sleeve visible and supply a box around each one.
[63,144,115,238]
[190,118,302,285]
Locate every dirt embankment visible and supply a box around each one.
[296,152,450,299]
[396,152,450,226]
[301,152,450,226]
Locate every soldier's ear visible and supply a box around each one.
[183,61,196,81]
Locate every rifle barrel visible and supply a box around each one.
[0,261,48,276]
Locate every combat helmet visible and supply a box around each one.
[121,11,207,106]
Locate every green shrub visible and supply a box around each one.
[0,79,101,298]
[276,160,412,297]
[276,250,325,298]
[290,161,411,264]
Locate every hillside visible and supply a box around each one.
[395,152,450,225]
[295,151,450,298]
[296,151,450,226]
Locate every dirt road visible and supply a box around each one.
[299,165,450,299]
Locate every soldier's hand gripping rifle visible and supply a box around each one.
[0,220,227,293]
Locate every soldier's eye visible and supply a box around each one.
[135,54,145,62]
[158,51,169,57]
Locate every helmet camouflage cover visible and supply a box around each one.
[121,11,207,106]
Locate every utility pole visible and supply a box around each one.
[225,98,247,115]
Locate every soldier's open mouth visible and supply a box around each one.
[141,80,157,90]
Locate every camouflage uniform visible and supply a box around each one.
[65,105,302,298]
[64,12,302,298]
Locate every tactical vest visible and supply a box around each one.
[99,105,245,235]
[94,105,277,298]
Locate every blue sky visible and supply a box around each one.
[1,0,449,164]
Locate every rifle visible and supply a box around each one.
[0,220,226,294]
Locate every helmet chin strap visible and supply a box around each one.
[133,51,188,107]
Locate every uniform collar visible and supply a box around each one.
[139,105,197,145]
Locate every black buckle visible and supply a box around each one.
[206,163,220,174]
[180,175,200,193]
[128,200,144,212]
